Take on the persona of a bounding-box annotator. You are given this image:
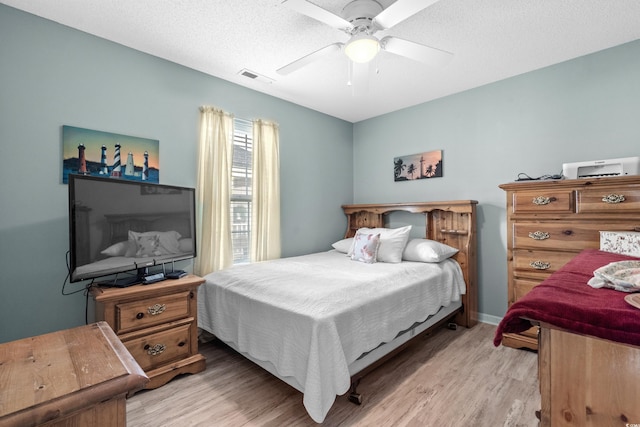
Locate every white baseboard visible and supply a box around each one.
[477,312,502,326]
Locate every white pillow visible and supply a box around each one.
[350,233,380,264]
[125,230,183,257]
[350,225,412,263]
[331,238,353,254]
[402,238,458,263]
[178,237,194,253]
[100,240,132,257]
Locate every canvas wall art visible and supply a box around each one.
[394,149,443,182]
[62,125,159,184]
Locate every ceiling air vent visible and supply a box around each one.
[238,69,274,84]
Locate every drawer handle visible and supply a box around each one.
[530,260,550,270]
[147,304,166,316]
[532,196,555,205]
[144,343,166,356]
[528,231,550,240]
[602,194,625,204]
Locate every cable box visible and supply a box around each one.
[166,270,187,279]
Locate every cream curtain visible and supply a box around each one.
[251,119,281,262]
[194,106,234,275]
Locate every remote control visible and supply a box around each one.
[143,272,165,284]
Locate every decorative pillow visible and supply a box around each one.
[126,230,183,257]
[135,234,161,257]
[350,233,380,264]
[331,238,353,254]
[350,225,412,263]
[402,238,458,263]
[587,260,640,292]
[100,240,132,257]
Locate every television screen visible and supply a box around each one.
[68,174,196,286]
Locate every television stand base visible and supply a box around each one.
[98,276,140,288]
[97,267,150,288]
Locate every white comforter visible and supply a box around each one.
[198,250,466,423]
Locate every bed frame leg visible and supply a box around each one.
[348,379,363,405]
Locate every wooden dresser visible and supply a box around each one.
[92,274,206,391]
[0,322,148,427]
[500,176,640,350]
[538,323,640,426]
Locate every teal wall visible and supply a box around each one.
[353,40,640,321]
[1,3,639,342]
[0,5,353,343]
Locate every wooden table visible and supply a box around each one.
[0,322,148,426]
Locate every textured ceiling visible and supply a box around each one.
[3,0,640,122]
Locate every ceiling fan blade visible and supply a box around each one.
[373,0,441,30]
[283,0,353,31]
[277,43,344,75]
[381,36,452,67]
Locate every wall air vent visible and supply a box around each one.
[238,69,274,84]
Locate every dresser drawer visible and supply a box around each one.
[512,190,574,213]
[513,250,576,276]
[513,222,603,251]
[513,278,543,302]
[123,324,191,371]
[577,187,640,213]
[116,291,191,334]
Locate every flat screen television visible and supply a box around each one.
[68,174,196,286]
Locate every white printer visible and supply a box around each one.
[562,156,640,179]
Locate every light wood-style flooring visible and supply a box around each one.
[127,323,539,426]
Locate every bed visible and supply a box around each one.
[494,249,640,425]
[197,200,478,423]
[73,211,195,281]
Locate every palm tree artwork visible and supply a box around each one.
[393,158,406,180]
[393,150,443,182]
[407,163,416,179]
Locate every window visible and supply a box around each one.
[230,118,252,264]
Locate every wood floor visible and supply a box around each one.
[126,323,540,426]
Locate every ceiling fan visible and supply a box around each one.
[277,0,453,75]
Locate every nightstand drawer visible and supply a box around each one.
[513,222,603,251]
[511,190,574,213]
[123,324,191,371]
[577,187,640,213]
[116,291,191,334]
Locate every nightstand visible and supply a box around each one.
[92,274,206,391]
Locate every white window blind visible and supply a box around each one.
[231,118,252,264]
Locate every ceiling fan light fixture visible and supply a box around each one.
[344,34,380,63]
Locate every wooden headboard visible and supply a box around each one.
[342,200,478,328]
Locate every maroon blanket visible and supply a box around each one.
[494,249,640,347]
